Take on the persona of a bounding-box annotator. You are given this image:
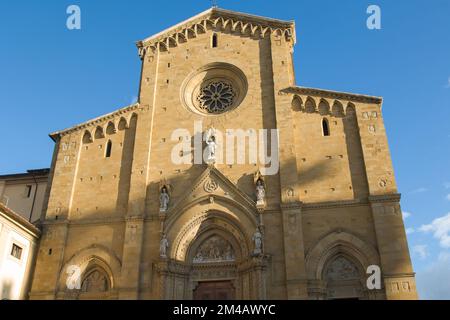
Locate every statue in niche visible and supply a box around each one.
[159,186,170,212]
[252,228,263,255]
[205,127,217,164]
[160,233,169,258]
[255,179,266,205]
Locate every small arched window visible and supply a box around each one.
[212,33,218,48]
[106,122,116,135]
[82,131,93,144]
[94,126,104,139]
[105,140,112,158]
[322,118,330,136]
[118,117,127,131]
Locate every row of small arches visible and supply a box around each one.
[82,114,137,145]
[139,17,292,55]
[292,95,356,117]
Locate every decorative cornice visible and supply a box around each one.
[49,103,140,141]
[281,86,383,104]
[368,193,402,203]
[302,199,366,210]
[382,272,416,279]
[125,215,145,223]
[136,7,295,58]
[280,201,303,210]
[41,216,125,226]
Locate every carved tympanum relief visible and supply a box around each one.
[81,270,109,293]
[325,256,360,281]
[193,235,235,263]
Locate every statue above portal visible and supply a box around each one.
[159,186,170,212]
[252,228,263,256]
[160,233,169,259]
[205,127,217,164]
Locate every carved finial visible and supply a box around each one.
[254,170,265,185]
[210,0,218,8]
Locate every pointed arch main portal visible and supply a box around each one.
[155,166,268,300]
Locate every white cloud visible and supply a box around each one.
[402,211,411,220]
[444,182,450,189]
[438,251,450,261]
[419,213,450,248]
[416,251,450,300]
[410,187,428,194]
[406,228,415,235]
[412,245,428,259]
[446,194,450,201]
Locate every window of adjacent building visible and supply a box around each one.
[11,244,23,260]
[322,118,330,136]
[212,33,218,48]
[105,140,112,158]
[25,185,32,198]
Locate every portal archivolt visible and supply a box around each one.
[171,210,251,263]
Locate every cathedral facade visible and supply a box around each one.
[29,8,417,300]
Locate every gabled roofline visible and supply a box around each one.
[0,168,50,180]
[281,86,383,104]
[136,7,295,56]
[139,7,295,44]
[139,7,214,44]
[0,202,41,238]
[168,164,258,217]
[49,103,139,141]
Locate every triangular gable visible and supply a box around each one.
[137,7,295,57]
[169,165,257,215]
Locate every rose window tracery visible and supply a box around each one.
[196,81,236,114]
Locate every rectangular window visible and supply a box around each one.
[11,244,23,260]
[25,185,32,198]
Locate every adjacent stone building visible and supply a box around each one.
[29,8,417,300]
[0,169,50,223]
[0,203,40,300]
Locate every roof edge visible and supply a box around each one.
[281,86,383,104]
[49,102,140,141]
[0,202,41,238]
[137,7,295,47]
[0,168,50,180]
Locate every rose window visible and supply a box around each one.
[196,81,236,114]
[180,63,248,115]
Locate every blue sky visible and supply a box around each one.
[0,0,449,299]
